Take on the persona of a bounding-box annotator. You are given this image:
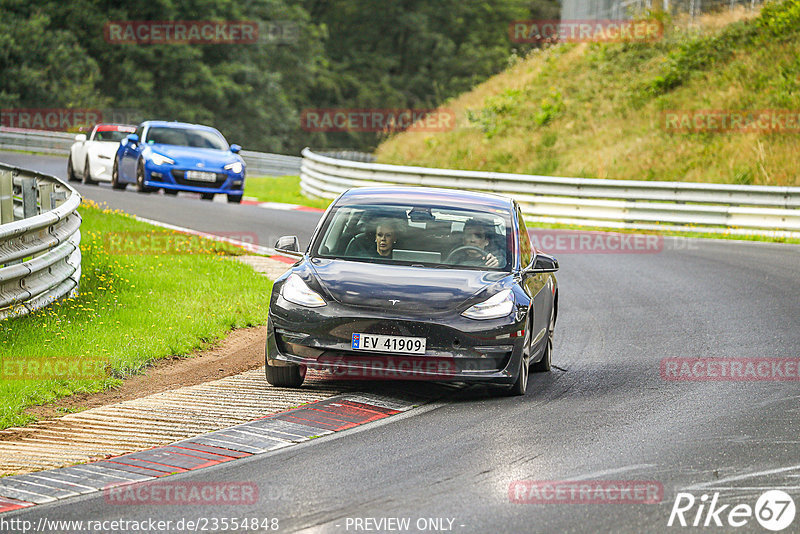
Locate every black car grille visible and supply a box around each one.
[172,170,227,186]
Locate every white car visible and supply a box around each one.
[67,124,136,185]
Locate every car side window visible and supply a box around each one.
[517,207,533,268]
[135,125,145,142]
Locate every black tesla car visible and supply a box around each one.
[265,187,559,395]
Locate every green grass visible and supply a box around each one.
[245,175,332,210]
[0,199,273,429]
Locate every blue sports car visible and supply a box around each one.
[112,121,246,203]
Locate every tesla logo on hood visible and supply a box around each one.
[389,300,400,305]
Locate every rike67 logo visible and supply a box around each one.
[668,490,796,531]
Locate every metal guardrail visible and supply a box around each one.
[0,162,82,320]
[0,127,302,177]
[239,150,302,177]
[300,148,800,237]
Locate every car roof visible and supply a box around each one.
[94,124,136,132]
[139,121,219,131]
[336,187,514,211]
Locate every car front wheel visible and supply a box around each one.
[67,155,79,182]
[531,306,554,373]
[265,363,306,388]
[82,156,97,185]
[136,159,153,193]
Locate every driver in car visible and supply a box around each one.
[449,219,502,268]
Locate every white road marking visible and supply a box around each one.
[683,463,800,490]
[569,464,656,481]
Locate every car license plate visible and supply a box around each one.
[186,170,217,182]
[352,333,426,354]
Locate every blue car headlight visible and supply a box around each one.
[224,161,244,174]
[150,152,174,166]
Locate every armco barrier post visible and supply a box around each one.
[21,177,37,218]
[51,190,67,209]
[0,170,13,224]
[38,182,53,213]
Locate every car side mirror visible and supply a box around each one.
[275,235,302,258]
[75,134,87,142]
[529,253,559,273]
[126,133,139,145]
[230,144,241,154]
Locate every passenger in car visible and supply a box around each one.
[374,219,399,257]
[344,218,401,259]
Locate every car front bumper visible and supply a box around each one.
[265,298,527,385]
[143,163,245,194]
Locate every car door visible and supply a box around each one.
[119,125,145,182]
[516,204,550,355]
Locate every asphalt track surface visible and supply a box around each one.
[3,151,800,533]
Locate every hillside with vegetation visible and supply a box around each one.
[376,1,800,186]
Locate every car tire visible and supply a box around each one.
[135,159,153,193]
[200,193,215,201]
[227,194,243,204]
[82,156,97,185]
[531,306,554,373]
[111,158,127,190]
[265,363,306,388]
[164,189,178,196]
[67,155,79,182]
[494,315,534,397]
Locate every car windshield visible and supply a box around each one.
[144,127,228,150]
[312,203,512,271]
[93,130,130,142]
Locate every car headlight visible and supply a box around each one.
[150,152,174,166]
[462,289,514,320]
[224,161,244,174]
[280,274,326,308]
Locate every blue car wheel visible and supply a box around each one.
[136,159,155,193]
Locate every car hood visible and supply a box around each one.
[146,144,238,168]
[308,258,507,313]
